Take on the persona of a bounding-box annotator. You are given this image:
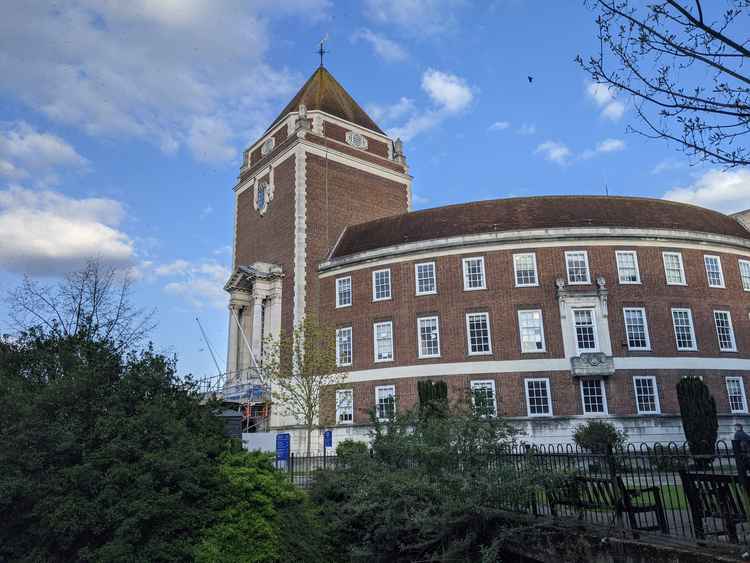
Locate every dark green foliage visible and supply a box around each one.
[677,376,718,464]
[195,451,324,563]
[310,407,544,562]
[0,330,229,562]
[573,420,628,454]
[417,379,448,418]
[335,439,368,460]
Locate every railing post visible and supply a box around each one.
[289,452,294,483]
[606,444,624,527]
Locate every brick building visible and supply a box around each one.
[226,65,750,451]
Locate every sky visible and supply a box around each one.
[1,0,748,380]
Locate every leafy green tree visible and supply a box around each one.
[573,420,628,454]
[0,330,228,562]
[677,376,718,465]
[310,406,545,562]
[195,450,324,563]
[417,379,448,419]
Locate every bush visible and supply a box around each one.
[573,420,627,454]
[335,439,368,460]
[676,376,718,467]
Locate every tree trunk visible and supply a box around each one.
[306,425,312,457]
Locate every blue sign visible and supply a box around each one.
[276,433,290,461]
[324,430,332,449]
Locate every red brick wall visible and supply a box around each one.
[323,120,390,159]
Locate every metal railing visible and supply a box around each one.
[277,440,750,546]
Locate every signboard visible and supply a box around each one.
[323,430,332,449]
[275,433,290,461]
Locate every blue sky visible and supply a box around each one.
[1,1,747,379]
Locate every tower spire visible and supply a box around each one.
[317,35,329,67]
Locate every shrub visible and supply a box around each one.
[676,376,718,467]
[335,439,368,461]
[573,420,627,454]
[417,379,448,418]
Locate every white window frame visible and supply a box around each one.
[565,250,591,285]
[415,261,437,296]
[739,259,750,292]
[462,256,487,291]
[417,316,441,359]
[513,252,539,287]
[623,307,651,351]
[615,250,641,284]
[335,326,353,367]
[335,276,352,308]
[726,377,749,414]
[336,389,354,424]
[704,255,726,288]
[373,320,394,363]
[465,312,493,356]
[573,307,599,354]
[633,376,661,415]
[525,378,553,417]
[518,309,546,353]
[372,268,392,302]
[580,379,609,415]
[375,385,396,421]
[662,252,687,286]
[713,310,737,352]
[671,308,698,351]
[471,380,497,417]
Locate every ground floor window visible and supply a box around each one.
[726,377,748,414]
[336,389,353,424]
[375,385,396,421]
[525,378,552,416]
[633,376,660,414]
[580,379,607,415]
[470,380,497,417]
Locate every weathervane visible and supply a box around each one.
[317,35,329,67]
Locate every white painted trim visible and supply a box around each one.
[615,250,641,284]
[373,320,394,363]
[302,140,411,183]
[633,376,661,415]
[470,379,497,417]
[623,307,651,351]
[565,250,591,285]
[704,254,726,288]
[513,252,539,287]
[525,378,553,417]
[462,256,487,291]
[372,268,392,302]
[662,251,687,286]
[580,379,608,415]
[237,149,296,195]
[518,309,546,353]
[293,148,308,328]
[465,312,493,356]
[417,316,441,359]
[415,261,437,296]
[572,307,599,354]
[319,228,750,277]
[336,356,750,384]
[713,310,737,352]
[739,259,750,291]
[671,307,698,351]
[726,376,748,414]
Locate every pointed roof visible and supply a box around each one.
[266,67,384,134]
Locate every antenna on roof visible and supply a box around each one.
[317,34,329,67]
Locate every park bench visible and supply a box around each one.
[679,470,748,543]
[547,475,669,534]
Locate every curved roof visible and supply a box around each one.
[266,67,384,134]
[331,196,750,259]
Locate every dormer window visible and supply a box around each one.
[345,131,368,150]
[261,137,275,156]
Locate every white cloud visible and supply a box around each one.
[187,117,237,163]
[364,0,465,36]
[0,186,132,274]
[581,138,626,159]
[368,97,416,123]
[413,193,430,206]
[516,123,536,135]
[651,159,685,175]
[535,141,571,165]
[162,260,230,310]
[489,121,510,131]
[387,69,474,141]
[0,122,87,186]
[352,29,407,62]
[0,1,330,163]
[586,83,626,121]
[663,169,750,214]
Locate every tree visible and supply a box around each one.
[573,420,628,454]
[263,317,347,456]
[418,379,449,418]
[7,258,156,351]
[578,1,750,167]
[0,331,228,562]
[677,376,718,465]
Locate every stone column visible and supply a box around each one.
[226,303,239,383]
[250,294,264,367]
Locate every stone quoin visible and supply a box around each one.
[225,65,750,453]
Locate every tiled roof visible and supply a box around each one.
[266,67,384,134]
[331,196,750,259]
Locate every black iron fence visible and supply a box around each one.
[276,440,750,546]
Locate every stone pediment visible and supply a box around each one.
[224,262,283,292]
[571,353,615,377]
